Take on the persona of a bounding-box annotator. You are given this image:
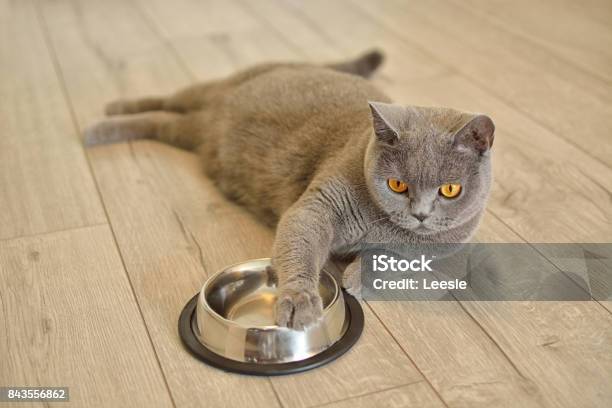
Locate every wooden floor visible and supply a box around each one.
[1,0,611,407]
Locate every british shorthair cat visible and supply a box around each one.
[85,50,495,329]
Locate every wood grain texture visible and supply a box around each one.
[366,299,545,408]
[455,0,612,83]
[461,301,612,408]
[468,217,612,408]
[0,225,174,408]
[36,0,191,127]
[138,0,259,39]
[271,305,423,407]
[0,0,106,241]
[554,0,612,27]
[322,382,445,408]
[350,0,612,168]
[239,0,447,81]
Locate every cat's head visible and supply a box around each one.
[363,102,494,237]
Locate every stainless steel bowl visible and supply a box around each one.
[193,258,347,364]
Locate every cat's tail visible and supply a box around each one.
[327,49,385,78]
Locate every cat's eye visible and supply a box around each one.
[388,178,409,193]
[439,183,462,199]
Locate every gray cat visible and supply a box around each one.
[85,50,495,329]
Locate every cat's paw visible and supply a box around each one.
[342,261,362,300]
[83,120,110,146]
[275,285,323,330]
[105,99,128,116]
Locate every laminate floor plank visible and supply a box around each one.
[0,0,106,241]
[455,0,612,83]
[0,225,175,408]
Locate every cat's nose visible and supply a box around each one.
[413,213,429,222]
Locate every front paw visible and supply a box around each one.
[83,120,112,146]
[105,99,128,116]
[275,285,323,330]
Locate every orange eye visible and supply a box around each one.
[388,178,409,193]
[439,183,462,198]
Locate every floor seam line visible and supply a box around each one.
[0,222,109,244]
[485,209,612,315]
[364,302,451,408]
[34,1,178,407]
[309,380,425,408]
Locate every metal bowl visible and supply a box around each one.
[179,258,364,375]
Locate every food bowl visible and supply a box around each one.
[179,258,364,376]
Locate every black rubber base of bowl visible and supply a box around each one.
[178,290,364,376]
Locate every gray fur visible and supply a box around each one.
[84,50,495,329]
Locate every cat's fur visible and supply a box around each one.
[85,50,495,329]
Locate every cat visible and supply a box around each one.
[84,50,495,329]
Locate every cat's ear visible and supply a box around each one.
[368,101,400,145]
[453,115,495,155]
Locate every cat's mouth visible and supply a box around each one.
[413,224,431,232]
[389,213,439,235]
